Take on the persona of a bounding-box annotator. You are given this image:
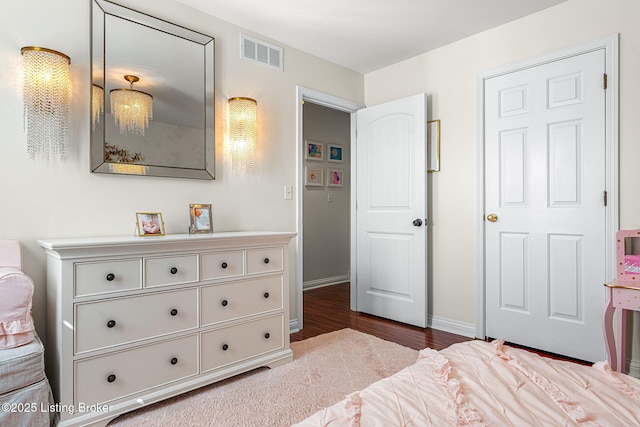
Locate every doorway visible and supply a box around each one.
[294,87,362,331]
[302,102,351,289]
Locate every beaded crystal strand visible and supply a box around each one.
[21,47,71,161]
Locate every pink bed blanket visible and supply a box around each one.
[293,340,640,426]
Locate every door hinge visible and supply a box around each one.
[603,73,608,90]
[604,190,608,206]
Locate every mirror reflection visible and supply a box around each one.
[91,0,215,179]
[623,237,640,274]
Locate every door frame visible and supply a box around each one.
[294,86,364,331]
[475,34,619,339]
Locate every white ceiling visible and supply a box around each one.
[176,0,567,73]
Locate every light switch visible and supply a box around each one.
[284,185,293,200]
[327,192,333,203]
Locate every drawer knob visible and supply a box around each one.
[107,374,116,383]
[170,357,178,365]
[222,344,229,351]
[221,299,228,307]
[170,308,178,316]
[170,267,178,275]
[263,257,270,264]
[221,262,228,269]
[106,320,116,328]
[106,273,115,281]
[263,292,270,299]
[264,332,270,339]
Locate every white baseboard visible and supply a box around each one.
[428,315,476,338]
[303,275,349,290]
[291,315,475,338]
[289,319,300,334]
[291,311,476,339]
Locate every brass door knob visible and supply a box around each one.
[487,214,498,223]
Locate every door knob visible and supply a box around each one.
[487,214,498,223]
[412,219,423,227]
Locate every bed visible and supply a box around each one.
[293,340,640,426]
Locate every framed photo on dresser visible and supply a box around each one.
[189,204,213,234]
[136,212,165,236]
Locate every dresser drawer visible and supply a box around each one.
[75,259,142,297]
[75,288,197,354]
[145,254,198,288]
[201,251,244,280]
[75,334,198,406]
[246,247,283,274]
[200,276,283,326]
[201,315,284,373]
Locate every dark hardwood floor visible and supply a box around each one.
[291,282,590,365]
[290,282,470,351]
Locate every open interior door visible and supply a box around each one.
[355,93,428,327]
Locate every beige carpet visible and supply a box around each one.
[109,328,418,426]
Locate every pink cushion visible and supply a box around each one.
[0,267,35,349]
[0,239,22,270]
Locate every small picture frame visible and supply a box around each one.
[327,144,343,163]
[428,119,441,172]
[305,140,324,161]
[189,204,213,234]
[136,212,165,236]
[327,168,344,187]
[305,166,324,186]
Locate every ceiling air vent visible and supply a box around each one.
[240,34,283,71]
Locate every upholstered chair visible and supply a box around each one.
[0,239,36,349]
[0,239,53,426]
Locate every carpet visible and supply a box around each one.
[108,328,418,426]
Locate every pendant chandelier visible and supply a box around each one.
[21,46,71,161]
[110,75,153,136]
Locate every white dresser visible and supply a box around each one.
[38,232,295,427]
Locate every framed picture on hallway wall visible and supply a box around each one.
[327,168,344,187]
[305,166,323,186]
[327,144,343,163]
[305,140,324,161]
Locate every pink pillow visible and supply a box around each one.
[0,267,35,349]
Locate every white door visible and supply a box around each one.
[484,50,607,362]
[355,93,427,327]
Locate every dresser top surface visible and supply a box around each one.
[38,231,296,253]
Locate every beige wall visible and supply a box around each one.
[0,0,364,337]
[364,0,640,329]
